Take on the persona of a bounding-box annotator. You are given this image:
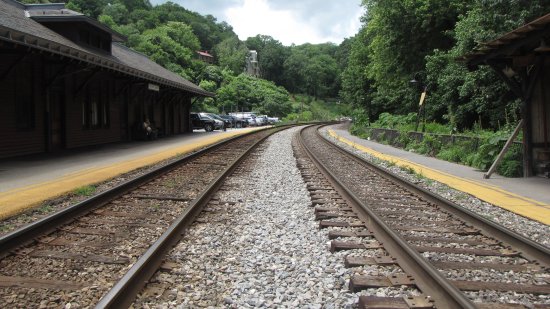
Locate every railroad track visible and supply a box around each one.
[294,125,550,309]
[0,126,288,308]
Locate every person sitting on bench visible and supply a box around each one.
[143,118,158,140]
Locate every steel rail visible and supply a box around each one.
[0,127,274,257]
[95,125,290,309]
[298,125,477,309]
[318,126,550,266]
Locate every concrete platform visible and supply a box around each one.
[0,127,263,219]
[325,123,550,225]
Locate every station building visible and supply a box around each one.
[0,0,213,159]
[464,13,550,177]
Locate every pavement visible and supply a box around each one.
[325,123,550,225]
[0,127,263,219]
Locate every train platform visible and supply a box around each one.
[0,127,263,219]
[325,123,550,225]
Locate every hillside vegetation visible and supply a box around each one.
[21,0,550,131]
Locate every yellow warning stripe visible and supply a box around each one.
[0,128,261,220]
[327,129,550,225]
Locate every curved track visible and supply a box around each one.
[0,126,289,308]
[295,125,550,309]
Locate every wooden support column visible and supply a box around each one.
[520,57,544,177]
[489,56,545,177]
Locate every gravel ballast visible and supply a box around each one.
[137,127,360,308]
[321,125,550,248]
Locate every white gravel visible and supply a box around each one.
[139,127,358,308]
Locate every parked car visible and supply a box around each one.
[219,115,247,128]
[190,112,216,132]
[244,116,257,126]
[206,113,229,130]
[229,112,258,127]
[267,117,280,124]
[255,115,268,126]
[197,112,223,130]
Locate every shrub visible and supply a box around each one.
[421,134,442,156]
[395,130,411,148]
[436,147,462,163]
[497,146,523,177]
[471,136,501,171]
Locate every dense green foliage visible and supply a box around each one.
[341,0,550,130]
[215,74,292,117]
[283,95,352,122]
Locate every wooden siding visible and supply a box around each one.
[1,50,201,159]
[0,55,45,158]
[64,73,121,149]
[531,68,550,148]
[182,98,191,133]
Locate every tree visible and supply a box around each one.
[135,22,200,79]
[340,30,374,118]
[425,0,550,129]
[216,74,292,116]
[282,43,341,98]
[245,35,289,85]
[213,36,248,75]
[101,0,129,25]
[66,0,108,18]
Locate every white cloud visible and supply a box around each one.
[224,0,356,45]
[150,0,364,46]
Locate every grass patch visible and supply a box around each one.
[37,204,54,214]
[73,185,96,197]
[401,165,416,175]
[164,179,177,188]
[0,223,13,233]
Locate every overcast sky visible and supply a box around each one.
[150,0,365,46]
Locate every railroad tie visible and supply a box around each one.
[345,255,397,267]
[330,240,383,253]
[328,230,373,239]
[358,296,434,309]
[349,274,415,292]
[319,220,364,228]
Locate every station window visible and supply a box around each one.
[82,84,109,129]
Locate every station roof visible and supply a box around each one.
[0,0,214,97]
[462,13,550,68]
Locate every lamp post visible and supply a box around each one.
[410,73,429,132]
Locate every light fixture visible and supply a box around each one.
[502,65,516,78]
[534,39,550,53]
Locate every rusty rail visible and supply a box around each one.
[318,126,550,266]
[298,125,477,309]
[95,125,291,308]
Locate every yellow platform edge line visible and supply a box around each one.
[327,129,550,225]
[0,129,259,220]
